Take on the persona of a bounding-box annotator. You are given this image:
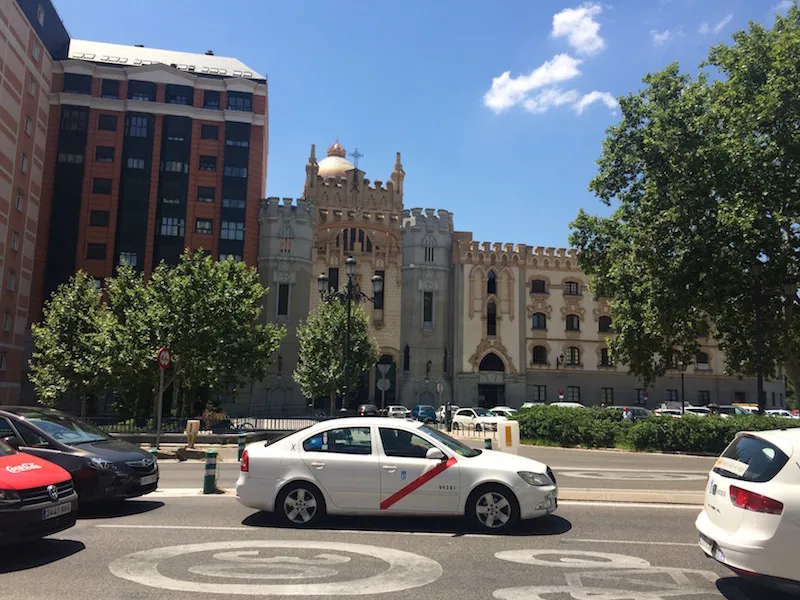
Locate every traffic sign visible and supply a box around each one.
[436,382,443,393]
[376,379,391,392]
[157,347,171,370]
[558,389,565,400]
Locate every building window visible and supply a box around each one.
[98,114,117,131]
[203,90,220,109]
[32,41,40,61]
[599,316,613,332]
[223,166,247,178]
[92,178,112,194]
[567,386,581,403]
[201,125,219,140]
[2,312,11,332]
[666,389,678,402]
[100,79,119,99]
[336,228,373,253]
[24,115,32,136]
[161,160,187,173]
[16,192,23,211]
[565,346,580,366]
[222,197,245,209]
[487,300,497,336]
[531,385,546,402]
[695,351,710,370]
[219,253,242,261]
[166,84,191,105]
[444,348,448,374]
[225,138,249,148]
[423,291,433,328]
[89,210,109,226]
[374,270,385,309]
[532,313,547,330]
[10,232,19,252]
[277,283,290,317]
[61,107,88,132]
[37,3,45,24]
[532,345,547,365]
[20,153,28,173]
[127,157,145,170]
[128,81,156,102]
[57,152,83,164]
[63,73,92,94]
[280,235,292,253]
[424,235,435,263]
[698,390,710,405]
[7,271,16,292]
[28,75,36,96]
[564,281,580,295]
[86,243,106,260]
[118,252,137,267]
[95,146,114,163]
[566,314,580,331]
[403,345,410,371]
[197,186,215,202]
[327,267,339,292]
[600,347,614,367]
[126,115,149,137]
[195,219,212,234]
[159,217,185,237]
[0,352,6,371]
[487,271,497,295]
[199,156,216,171]
[161,197,180,205]
[530,279,547,294]
[220,221,244,240]
[635,389,646,405]
[601,388,614,405]
[227,91,253,112]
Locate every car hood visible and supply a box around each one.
[71,438,154,462]
[0,451,71,489]
[460,449,548,474]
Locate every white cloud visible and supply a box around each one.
[522,88,581,114]
[650,29,673,46]
[699,14,733,34]
[573,91,618,114]
[483,54,582,113]
[775,1,793,13]
[551,3,606,56]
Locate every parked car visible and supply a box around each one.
[696,429,800,595]
[411,405,437,423]
[436,404,460,423]
[520,402,546,409]
[0,437,78,545]
[766,409,798,420]
[489,407,518,419]
[549,402,585,409]
[452,408,507,432]
[356,404,379,417]
[605,406,650,421]
[0,407,159,504]
[386,405,409,419]
[718,405,751,417]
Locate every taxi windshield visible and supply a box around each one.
[0,438,15,457]
[419,425,482,458]
[22,412,109,445]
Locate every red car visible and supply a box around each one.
[0,438,78,545]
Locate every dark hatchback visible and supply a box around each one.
[0,407,159,504]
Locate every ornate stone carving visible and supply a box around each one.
[592,299,612,322]
[560,299,586,320]
[527,300,552,318]
[468,338,518,376]
[421,268,435,291]
[276,260,292,284]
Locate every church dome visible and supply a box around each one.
[317,140,355,177]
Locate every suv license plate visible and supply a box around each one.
[42,502,72,520]
[140,474,158,486]
[698,533,713,555]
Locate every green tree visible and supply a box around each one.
[294,298,379,414]
[569,5,800,397]
[29,271,110,417]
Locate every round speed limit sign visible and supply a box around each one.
[157,347,171,369]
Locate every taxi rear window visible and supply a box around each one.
[713,434,790,483]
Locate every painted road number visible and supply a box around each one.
[43,502,72,520]
[140,474,158,486]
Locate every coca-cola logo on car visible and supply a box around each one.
[6,462,42,474]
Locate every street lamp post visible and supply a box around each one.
[317,256,383,414]
[678,361,686,415]
[752,261,766,415]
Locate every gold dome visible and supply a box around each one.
[327,140,347,158]
[317,140,354,177]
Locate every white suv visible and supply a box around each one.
[452,407,507,432]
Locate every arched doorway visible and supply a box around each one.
[419,391,435,406]
[374,354,397,409]
[478,352,505,408]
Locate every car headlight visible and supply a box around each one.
[0,489,20,505]
[89,457,115,470]
[518,471,553,486]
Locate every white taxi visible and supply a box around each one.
[236,417,557,532]
[695,428,800,595]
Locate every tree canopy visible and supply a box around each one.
[569,5,800,397]
[294,298,379,413]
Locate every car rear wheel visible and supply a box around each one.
[467,484,519,533]
[276,482,325,527]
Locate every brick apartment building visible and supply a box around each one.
[30,39,268,326]
[0,0,68,404]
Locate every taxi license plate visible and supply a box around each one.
[698,533,714,555]
[42,502,72,521]
[140,474,158,486]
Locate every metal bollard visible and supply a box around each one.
[484,437,493,450]
[203,449,218,494]
[238,433,246,461]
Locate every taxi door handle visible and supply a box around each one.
[382,465,397,472]
[310,462,325,469]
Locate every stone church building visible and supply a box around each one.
[226,141,786,416]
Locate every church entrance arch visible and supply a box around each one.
[478,352,506,409]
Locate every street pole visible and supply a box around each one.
[156,366,164,449]
[680,369,685,415]
[342,275,353,413]
[754,277,765,415]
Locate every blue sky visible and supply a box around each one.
[53,0,793,248]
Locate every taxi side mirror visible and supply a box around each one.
[426,448,446,461]
[2,435,21,449]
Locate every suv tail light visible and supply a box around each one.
[241,449,249,473]
[729,485,783,515]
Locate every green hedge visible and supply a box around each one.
[513,406,800,454]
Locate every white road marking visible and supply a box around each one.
[565,538,698,547]
[558,501,703,509]
[553,468,710,474]
[109,540,442,596]
[495,549,651,569]
[560,471,707,481]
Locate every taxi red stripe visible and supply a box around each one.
[380,456,457,510]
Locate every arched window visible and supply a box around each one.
[424,234,435,263]
[532,312,547,330]
[487,300,497,337]
[479,352,505,372]
[530,279,547,294]
[566,346,580,365]
[487,271,497,295]
[696,351,709,369]
[566,314,580,331]
[532,345,548,365]
[599,316,613,333]
[336,228,373,253]
[403,345,410,371]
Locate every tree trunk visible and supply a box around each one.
[329,391,335,416]
[80,390,87,419]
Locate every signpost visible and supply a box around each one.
[155,347,171,449]
[376,364,391,410]
[558,389,565,401]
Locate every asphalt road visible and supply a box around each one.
[2,497,785,599]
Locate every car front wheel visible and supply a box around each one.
[467,484,519,533]
[276,482,325,527]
